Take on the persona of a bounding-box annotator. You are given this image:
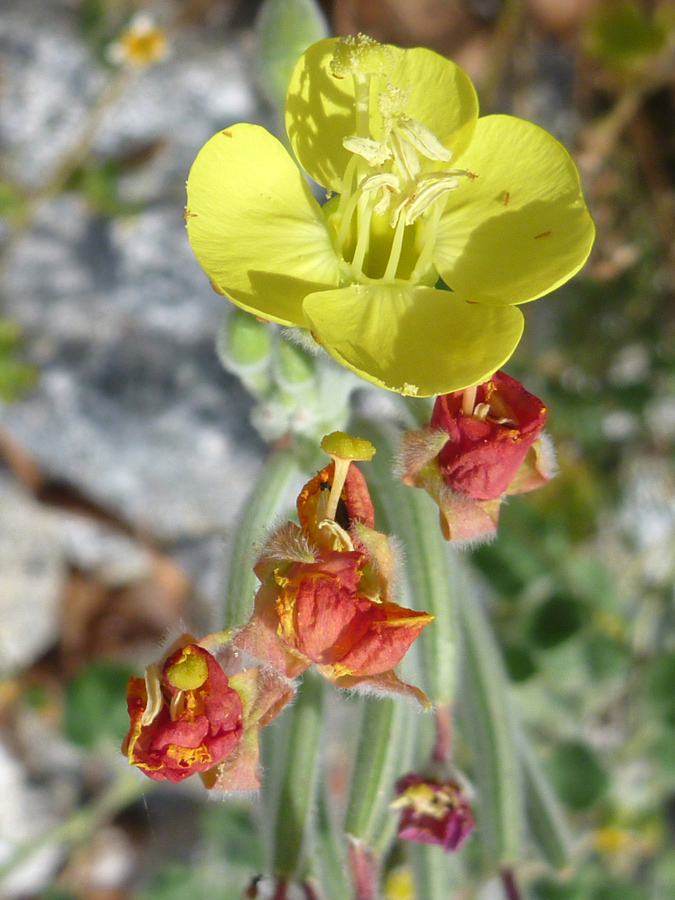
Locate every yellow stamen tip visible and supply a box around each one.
[165,650,208,691]
[321,431,376,462]
[330,33,392,78]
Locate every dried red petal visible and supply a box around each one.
[276,551,431,677]
[431,371,546,500]
[394,774,475,853]
[297,462,375,534]
[123,644,243,782]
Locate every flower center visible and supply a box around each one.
[326,37,475,286]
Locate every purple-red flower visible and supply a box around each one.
[235,432,432,705]
[399,371,554,541]
[392,774,475,852]
[122,634,293,790]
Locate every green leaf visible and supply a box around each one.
[545,741,609,811]
[457,587,523,866]
[345,695,417,856]
[63,661,134,748]
[503,643,539,683]
[528,594,585,649]
[646,652,675,726]
[0,357,37,402]
[517,727,573,871]
[256,0,329,112]
[589,0,667,69]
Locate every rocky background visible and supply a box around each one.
[1,1,674,898]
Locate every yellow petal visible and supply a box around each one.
[388,46,478,159]
[285,39,478,192]
[186,123,340,326]
[434,115,595,306]
[285,37,356,192]
[303,284,524,396]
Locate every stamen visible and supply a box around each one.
[351,201,374,274]
[343,136,392,167]
[390,129,421,182]
[410,201,443,281]
[396,117,454,163]
[169,690,186,721]
[404,176,459,224]
[141,662,163,726]
[383,210,408,281]
[361,172,400,217]
[336,186,363,252]
[325,458,352,522]
[319,432,375,523]
[462,385,477,416]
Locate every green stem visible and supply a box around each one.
[345,696,416,855]
[315,785,352,900]
[457,584,523,867]
[222,448,300,629]
[409,842,464,900]
[355,418,459,706]
[270,672,324,879]
[516,721,573,871]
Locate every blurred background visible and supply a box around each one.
[0,0,674,898]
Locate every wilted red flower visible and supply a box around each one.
[235,432,432,705]
[122,634,293,790]
[399,371,554,541]
[392,774,475,852]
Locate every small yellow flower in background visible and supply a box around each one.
[108,14,169,69]
[186,34,594,397]
[383,866,415,900]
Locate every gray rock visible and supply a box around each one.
[0,4,269,552]
[0,476,65,675]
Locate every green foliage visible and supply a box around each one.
[528,594,586,649]
[588,0,668,69]
[0,319,37,402]
[646,652,675,726]
[63,661,134,749]
[256,0,329,111]
[66,160,138,217]
[139,802,263,900]
[545,741,609,811]
[0,180,27,224]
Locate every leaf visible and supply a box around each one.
[256,0,329,112]
[457,586,523,866]
[64,661,134,749]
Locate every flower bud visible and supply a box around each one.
[399,371,555,542]
[392,774,475,852]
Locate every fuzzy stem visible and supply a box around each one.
[270,673,324,879]
[348,838,379,900]
[432,702,453,765]
[222,449,300,629]
[500,866,523,900]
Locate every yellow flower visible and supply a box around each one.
[186,35,594,396]
[108,15,169,69]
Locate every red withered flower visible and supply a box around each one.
[122,634,293,790]
[235,433,432,705]
[399,371,554,541]
[392,774,475,852]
